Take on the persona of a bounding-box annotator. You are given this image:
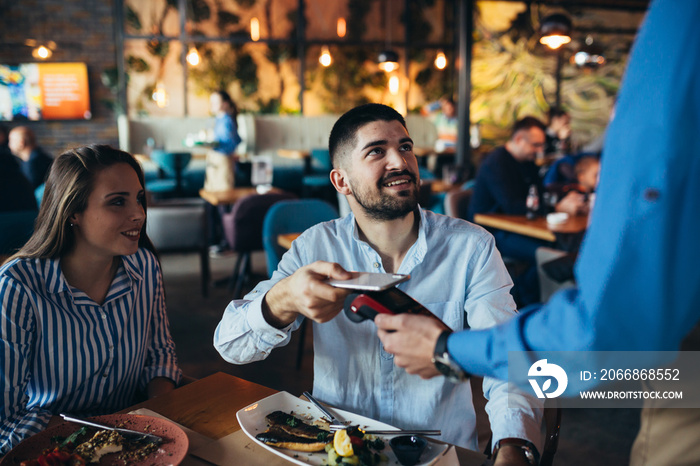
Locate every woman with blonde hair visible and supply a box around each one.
[0,145,181,454]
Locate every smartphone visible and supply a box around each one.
[326,272,410,291]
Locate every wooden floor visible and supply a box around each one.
[161,252,640,465]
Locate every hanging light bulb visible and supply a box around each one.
[378,50,399,73]
[319,46,332,67]
[539,13,572,50]
[434,51,447,70]
[337,17,346,38]
[388,75,400,95]
[250,17,260,41]
[32,45,52,59]
[152,81,168,108]
[186,46,200,66]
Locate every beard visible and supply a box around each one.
[350,170,419,221]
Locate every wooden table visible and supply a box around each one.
[277,232,300,250]
[199,187,281,206]
[121,372,487,465]
[473,212,588,242]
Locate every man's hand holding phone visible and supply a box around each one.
[263,261,354,328]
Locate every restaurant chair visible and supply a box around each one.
[301,148,333,199]
[146,150,192,198]
[221,191,297,299]
[262,198,339,370]
[0,210,37,258]
[444,188,473,219]
[146,198,210,297]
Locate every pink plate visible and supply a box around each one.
[1,414,189,466]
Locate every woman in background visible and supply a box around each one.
[0,145,181,454]
[210,89,241,157]
[208,90,242,255]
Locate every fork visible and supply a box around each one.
[302,391,347,431]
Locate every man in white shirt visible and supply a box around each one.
[214,103,543,465]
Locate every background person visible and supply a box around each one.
[544,107,571,157]
[214,104,543,464]
[8,126,53,189]
[374,1,700,464]
[468,116,585,305]
[0,147,37,213]
[0,145,181,453]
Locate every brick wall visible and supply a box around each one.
[0,0,119,157]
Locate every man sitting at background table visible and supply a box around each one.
[8,126,53,190]
[468,116,586,306]
[214,103,543,465]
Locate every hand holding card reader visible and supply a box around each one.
[342,287,469,383]
[343,287,437,323]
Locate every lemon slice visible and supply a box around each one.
[333,428,354,457]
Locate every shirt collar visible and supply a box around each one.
[47,253,144,303]
[347,207,429,274]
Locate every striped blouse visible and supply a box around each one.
[0,248,181,454]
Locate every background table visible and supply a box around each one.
[199,187,280,206]
[473,213,588,242]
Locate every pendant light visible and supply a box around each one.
[378,0,399,72]
[539,13,572,50]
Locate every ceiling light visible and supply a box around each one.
[250,17,260,42]
[337,18,346,38]
[539,13,572,50]
[319,46,332,67]
[33,45,52,59]
[186,46,200,66]
[388,75,400,95]
[378,50,399,73]
[434,51,447,70]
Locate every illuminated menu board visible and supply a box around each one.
[0,62,91,121]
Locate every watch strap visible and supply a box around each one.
[492,437,540,465]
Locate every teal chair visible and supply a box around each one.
[301,148,333,199]
[262,198,338,370]
[146,150,192,198]
[34,183,45,208]
[0,210,38,257]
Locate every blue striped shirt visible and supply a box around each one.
[0,248,181,453]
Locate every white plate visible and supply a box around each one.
[236,391,448,466]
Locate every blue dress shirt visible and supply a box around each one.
[450,0,700,391]
[213,113,241,156]
[0,248,181,453]
[214,208,543,451]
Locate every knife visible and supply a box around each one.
[60,413,163,444]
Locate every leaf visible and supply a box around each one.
[542,379,552,392]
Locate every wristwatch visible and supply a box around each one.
[492,438,540,466]
[431,330,469,383]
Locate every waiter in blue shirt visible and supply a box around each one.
[375,1,700,464]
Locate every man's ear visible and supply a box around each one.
[330,168,352,196]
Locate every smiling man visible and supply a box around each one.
[214,104,543,464]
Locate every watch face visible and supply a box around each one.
[434,353,468,382]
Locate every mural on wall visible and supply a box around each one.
[117,0,639,151]
[471,2,636,151]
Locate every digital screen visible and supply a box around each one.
[0,62,91,121]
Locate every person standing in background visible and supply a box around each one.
[207,90,243,256]
[0,147,37,213]
[210,90,241,157]
[8,126,53,189]
[544,108,571,158]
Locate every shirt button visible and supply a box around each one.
[644,188,660,201]
[102,373,108,378]
[373,262,380,268]
[101,314,107,320]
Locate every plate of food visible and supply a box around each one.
[0,414,189,466]
[236,391,448,466]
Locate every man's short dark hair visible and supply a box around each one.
[510,116,546,139]
[329,104,407,168]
